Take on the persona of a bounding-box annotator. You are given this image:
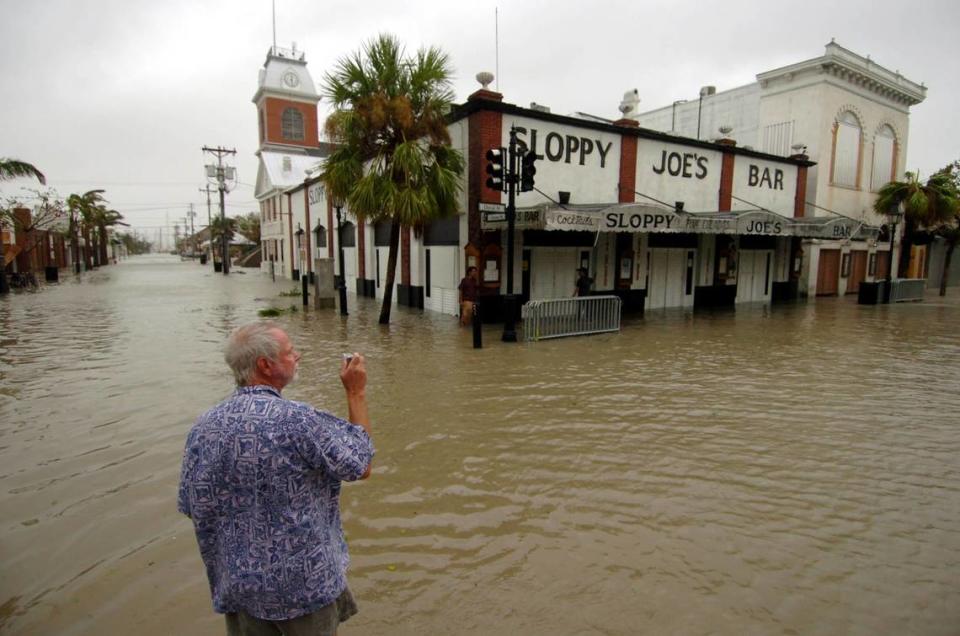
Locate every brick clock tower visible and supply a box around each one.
[252,44,328,280]
[252,44,320,152]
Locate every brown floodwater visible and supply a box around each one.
[1,254,958,635]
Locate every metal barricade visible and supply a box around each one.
[890,278,926,302]
[522,295,622,341]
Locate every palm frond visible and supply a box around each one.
[0,158,46,184]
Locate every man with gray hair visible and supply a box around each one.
[178,320,373,635]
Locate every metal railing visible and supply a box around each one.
[890,278,926,302]
[522,295,622,341]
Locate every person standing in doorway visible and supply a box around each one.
[574,267,593,297]
[178,320,374,635]
[458,266,479,326]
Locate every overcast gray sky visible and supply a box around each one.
[2,0,957,246]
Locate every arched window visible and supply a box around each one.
[340,221,357,247]
[831,111,862,188]
[313,224,326,248]
[871,125,897,191]
[281,108,304,141]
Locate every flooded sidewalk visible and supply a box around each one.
[1,255,959,634]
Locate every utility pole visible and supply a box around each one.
[187,204,197,256]
[202,146,237,275]
[199,185,214,268]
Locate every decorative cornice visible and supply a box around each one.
[757,41,926,107]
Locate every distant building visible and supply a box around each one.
[631,40,928,296]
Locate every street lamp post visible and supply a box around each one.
[295,224,307,306]
[335,202,348,316]
[884,202,904,303]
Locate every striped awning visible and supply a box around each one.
[481,202,879,240]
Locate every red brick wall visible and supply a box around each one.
[400,226,411,285]
[263,97,319,148]
[615,120,638,202]
[794,165,808,217]
[719,152,735,211]
[467,92,504,249]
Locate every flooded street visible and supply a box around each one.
[1,254,959,635]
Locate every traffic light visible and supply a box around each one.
[485,147,505,192]
[520,150,537,192]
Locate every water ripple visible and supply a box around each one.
[1,256,959,634]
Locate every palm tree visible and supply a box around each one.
[209,215,238,248]
[873,171,960,283]
[321,34,465,324]
[1,158,46,294]
[92,207,127,265]
[66,190,106,273]
[235,212,261,245]
[0,158,45,185]
[208,215,238,270]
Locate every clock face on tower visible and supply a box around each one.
[282,71,300,88]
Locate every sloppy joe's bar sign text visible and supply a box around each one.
[544,208,865,239]
[514,127,614,168]
[635,141,723,212]
[308,183,326,205]
[733,155,798,212]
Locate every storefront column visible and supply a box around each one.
[614,118,638,203]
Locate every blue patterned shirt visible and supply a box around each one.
[177,385,374,620]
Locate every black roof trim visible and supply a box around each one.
[448,98,815,167]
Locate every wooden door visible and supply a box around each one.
[817,249,841,296]
[876,251,891,280]
[847,250,868,294]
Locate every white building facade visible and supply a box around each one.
[632,41,926,297]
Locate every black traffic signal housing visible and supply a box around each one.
[485,147,505,192]
[520,150,537,192]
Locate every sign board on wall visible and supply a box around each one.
[308,183,326,206]
[541,206,871,239]
[731,155,798,215]
[505,115,621,208]
[480,207,544,230]
[634,140,723,212]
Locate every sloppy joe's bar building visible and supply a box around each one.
[436,86,881,318]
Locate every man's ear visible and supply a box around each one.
[256,357,272,377]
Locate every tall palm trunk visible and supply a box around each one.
[0,230,8,295]
[940,242,955,297]
[70,218,80,274]
[98,224,109,265]
[83,226,93,269]
[378,220,401,325]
